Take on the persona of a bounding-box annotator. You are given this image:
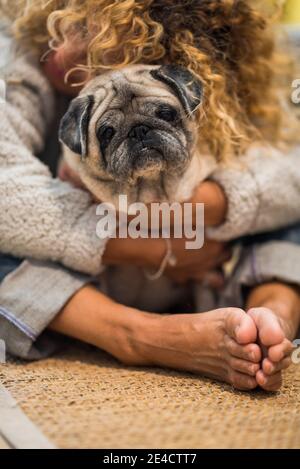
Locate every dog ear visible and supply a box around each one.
[59,95,94,157]
[150,65,203,116]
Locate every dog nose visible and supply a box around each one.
[128,125,151,140]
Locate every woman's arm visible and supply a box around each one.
[49,285,154,366]
[0,234,228,360]
[207,145,300,241]
[134,141,300,245]
[189,180,227,227]
[0,36,109,276]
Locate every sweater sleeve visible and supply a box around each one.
[207,144,300,241]
[0,39,109,276]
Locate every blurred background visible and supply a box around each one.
[282,0,300,48]
[282,0,300,23]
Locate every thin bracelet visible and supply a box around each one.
[144,238,177,281]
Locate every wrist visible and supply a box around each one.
[102,237,136,266]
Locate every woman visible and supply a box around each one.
[0,0,300,391]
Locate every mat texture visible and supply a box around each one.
[1,341,300,449]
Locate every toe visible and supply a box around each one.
[256,370,282,392]
[225,337,262,363]
[229,356,260,376]
[228,370,257,391]
[226,308,257,345]
[268,338,293,362]
[248,307,284,347]
[262,357,292,376]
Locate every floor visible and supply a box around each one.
[1,340,300,449]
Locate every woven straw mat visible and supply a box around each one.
[1,340,300,449]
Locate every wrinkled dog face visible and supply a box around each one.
[59,65,210,205]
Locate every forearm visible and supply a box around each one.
[189,180,227,227]
[49,285,160,365]
[0,39,110,276]
[246,282,300,340]
[0,172,108,275]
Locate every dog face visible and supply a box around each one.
[60,64,213,204]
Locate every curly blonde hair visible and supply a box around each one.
[1,0,299,160]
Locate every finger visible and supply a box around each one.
[262,357,292,376]
[204,247,232,270]
[168,240,229,271]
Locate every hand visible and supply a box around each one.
[164,237,230,285]
[189,180,227,227]
[142,180,227,235]
[57,159,86,189]
[103,236,230,286]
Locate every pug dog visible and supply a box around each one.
[59,64,216,311]
[59,64,216,206]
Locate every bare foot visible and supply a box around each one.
[247,283,300,392]
[132,308,261,390]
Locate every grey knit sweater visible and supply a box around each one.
[0,49,109,276]
[1,32,300,359]
[1,44,300,275]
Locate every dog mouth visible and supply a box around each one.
[105,130,190,183]
[85,138,191,204]
[130,143,165,170]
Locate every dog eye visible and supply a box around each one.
[98,125,115,141]
[156,105,178,122]
[97,125,115,152]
